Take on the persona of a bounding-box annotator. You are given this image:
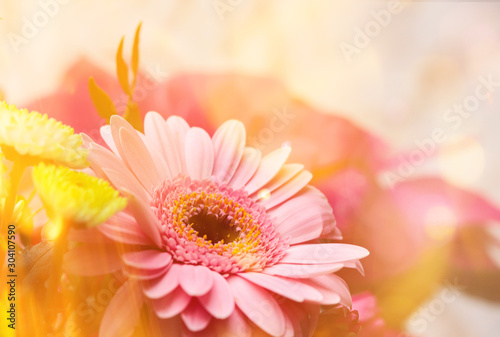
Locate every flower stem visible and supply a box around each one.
[47,217,69,328]
[0,160,26,270]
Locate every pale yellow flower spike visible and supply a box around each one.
[0,101,88,168]
[32,163,127,230]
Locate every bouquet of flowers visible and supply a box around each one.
[1,23,499,337]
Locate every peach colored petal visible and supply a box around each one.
[262,263,344,279]
[153,287,191,319]
[181,299,212,332]
[212,120,246,183]
[143,264,181,299]
[261,170,312,209]
[279,244,369,265]
[239,272,323,303]
[119,127,162,193]
[255,163,304,194]
[123,191,162,248]
[165,115,190,176]
[63,244,122,276]
[228,275,286,337]
[244,147,291,195]
[99,280,145,337]
[228,147,261,189]
[122,250,172,270]
[198,272,235,319]
[185,127,214,180]
[178,264,214,297]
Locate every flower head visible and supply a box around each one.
[66,112,369,337]
[0,102,87,168]
[32,163,127,229]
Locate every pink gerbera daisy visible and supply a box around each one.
[65,112,369,337]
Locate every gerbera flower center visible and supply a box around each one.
[188,212,239,244]
[151,177,288,274]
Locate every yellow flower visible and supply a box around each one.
[0,101,87,168]
[32,163,127,230]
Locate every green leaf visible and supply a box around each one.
[88,77,118,123]
[116,37,131,96]
[131,22,142,85]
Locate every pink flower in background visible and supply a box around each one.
[314,292,411,337]
[64,112,369,336]
[352,292,412,337]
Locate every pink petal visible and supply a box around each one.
[212,120,246,183]
[144,111,173,179]
[181,299,212,332]
[309,186,341,238]
[124,265,169,280]
[153,287,192,319]
[63,244,122,276]
[279,302,302,337]
[123,191,162,248]
[99,280,145,337]
[122,250,172,270]
[119,127,161,194]
[239,272,323,303]
[343,260,366,276]
[279,244,369,265]
[100,124,119,155]
[351,292,378,321]
[178,264,214,296]
[244,147,291,195]
[140,136,171,182]
[198,272,235,319]
[216,308,252,337]
[228,275,286,337]
[80,132,94,147]
[269,186,336,244]
[102,167,149,204]
[228,147,261,190]
[99,213,153,246]
[303,274,351,307]
[257,163,304,193]
[165,115,190,176]
[185,127,214,180]
[182,323,217,337]
[323,226,343,240]
[87,141,126,175]
[110,115,138,161]
[260,170,312,209]
[262,263,344,278]
[282,311,296,337]
[282,301,320,336]
[143,264,181,299]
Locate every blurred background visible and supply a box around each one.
[1,1,499,336]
